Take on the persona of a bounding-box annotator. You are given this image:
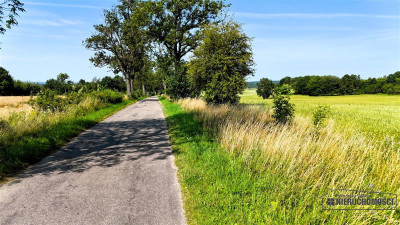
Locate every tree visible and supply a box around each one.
[57,73,69,83]
[279,76,293,86]
[101,75,126,92]
[256,78,274,99]
[386,71,400,83]
[44,73,72,94]
[294,76,311,95]
[0,67,14,95]
[167,61,192,99]
[340,74,361,95]
[84,0,150,96]
[0,0,25,35]
[150,0,227,62]
[150,0,227,98]
[187,21,254,104]
[13,80,41,95]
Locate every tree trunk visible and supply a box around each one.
[162,80,167,92]
[130,79,134,96]
[142,84,146,96]
[125,77,132,96]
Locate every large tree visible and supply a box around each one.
[150,0,227,98]
[0,0,24,35]
[84,0,150,96]
[257,78,275,99]
[0,67,14,95]
[150,0,226,61]
[187,21,254,104]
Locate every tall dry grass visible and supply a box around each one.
[179,98,400,224]
[0,96,33,118]
[0,95,106,147]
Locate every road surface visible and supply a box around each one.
[0,97,186,225]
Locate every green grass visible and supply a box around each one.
[0,99,136,181]
[241,89,400,142]
[160,97,298,224]
[161,95,399,224]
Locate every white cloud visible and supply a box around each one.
[21,18,85,27]
[25,2,103,10]
[234,12,400,19]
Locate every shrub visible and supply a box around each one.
[65,88,85,105]
[29,89,65,112]
[313,105,330,128]
[277,84,294,95]
[272,85,295,123]
[90,89,124,104]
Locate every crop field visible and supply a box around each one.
[240,89,400,142]
[0,96,33,118]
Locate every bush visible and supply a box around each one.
[272,86,295,123]
[65,88,85,105]
[29,89,65,112]
[277,84,294,95]
[313,105,330,128]
[90,89,124,104]
[29,89,124,114]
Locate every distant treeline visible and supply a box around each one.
[0,67,129,96]
[257,71,400,96]
[1,66,167,97]
[247,81,278,89]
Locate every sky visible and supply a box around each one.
[0,0,399,82]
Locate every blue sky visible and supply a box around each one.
[0,0,399,82]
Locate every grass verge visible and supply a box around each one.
[160,97,285,224]
[160,97,399,224]
[0,99,136,182]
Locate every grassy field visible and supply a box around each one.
[162,91,400,224]
[241,89,400,142]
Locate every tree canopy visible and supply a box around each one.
[0,67,14,95]
[188,21,254,104]
[84,0,151,96]
[149,0,227,62]
[256,78,275,99]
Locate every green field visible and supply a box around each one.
[162,96,400,224]
[241,89,400,142]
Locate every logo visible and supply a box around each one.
[319,188,397,211]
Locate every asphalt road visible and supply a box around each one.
[0,97,186,225]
